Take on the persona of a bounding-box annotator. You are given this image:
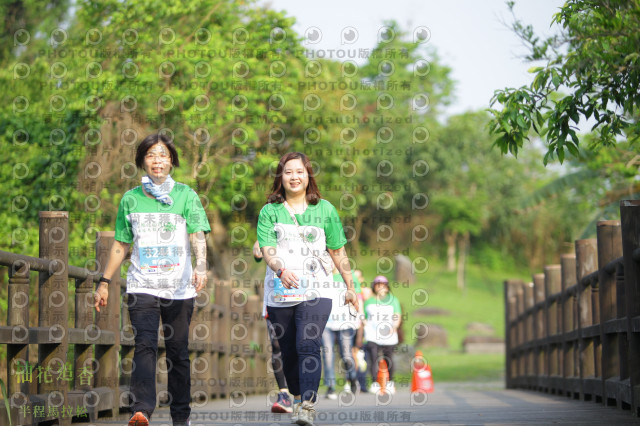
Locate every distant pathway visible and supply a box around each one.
[95,382,640,425]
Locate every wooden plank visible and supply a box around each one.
[581,324,601,339]
[602,318,627,335]
[0,326,114,345]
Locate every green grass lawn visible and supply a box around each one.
[396,351,505,383]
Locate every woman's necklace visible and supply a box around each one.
[286,199,307,215]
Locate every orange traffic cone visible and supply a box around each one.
[376,359,389,394]
[411,350,434,393]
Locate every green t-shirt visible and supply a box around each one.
[257,199,347,310]
[115,183,211,299]
[257,199,346,250]
[363,293,401,345]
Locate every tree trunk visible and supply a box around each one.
[445,231,457,272]
[206,210,230,280]
[457,232,469,290]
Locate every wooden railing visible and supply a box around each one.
[0,211,268,425]
[504,200,640,416]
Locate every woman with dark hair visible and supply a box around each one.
[94,133,210,426]
[257,152,357,426]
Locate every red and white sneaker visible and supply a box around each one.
[271,391,293,413]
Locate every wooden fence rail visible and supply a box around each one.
[0,211,268,425]
[505,199,640,416]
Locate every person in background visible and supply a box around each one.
[94,133,210,426]
[253,241,293,413]
[363,275,401,395]
[257,152,357,426]
[321,268,362,398]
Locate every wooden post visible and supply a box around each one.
[590,234,601,396]
[508,294,519,381]
[524,282,535,381]
[38,211,70,425]
[576,239,597,327]
[255,314,268,394]
[597,221,622,323]
[74,274,98,421]
[75,275,95,395]
[247,294,260,394]
[575,238,598,401]
[616,263,629,405]
[516,282,525,385]
[229,287,247,395]
[216,281,231,397]
[205,297,218,400]
[545,265,562,391]
[515,284,524,348]
[504,280,522,389]
[201,288,218,399]
[561,255,577,334]
[545,265,562,335]
[120,285,135,409]
[560,254,578,397]
[7,260,30,400]
[95,231,120,417]
[572,277,580,392]
[596,220,622,406]
[619,200,640,416]
[532,273,545,389]
[190,290,209,403]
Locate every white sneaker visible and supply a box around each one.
[325,387,337,400]
[387,381,396,395]
[296,400,316,426]
[369,382,380,393]
[290,402,301,424]
[344,379,358,393]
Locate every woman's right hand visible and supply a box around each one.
[344,288,358,309]
[280,269,299,289]
[94,283,108,312]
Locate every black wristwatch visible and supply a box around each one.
[99,276,111,285]
[276,268,285,278]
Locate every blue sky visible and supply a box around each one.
[261,0,564,117]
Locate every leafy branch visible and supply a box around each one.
[489,0,640,164]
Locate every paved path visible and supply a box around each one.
[96,382,640,425]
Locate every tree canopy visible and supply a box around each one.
[489,0,640,164]
[0,0,457,275]
[0,0,604,280]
